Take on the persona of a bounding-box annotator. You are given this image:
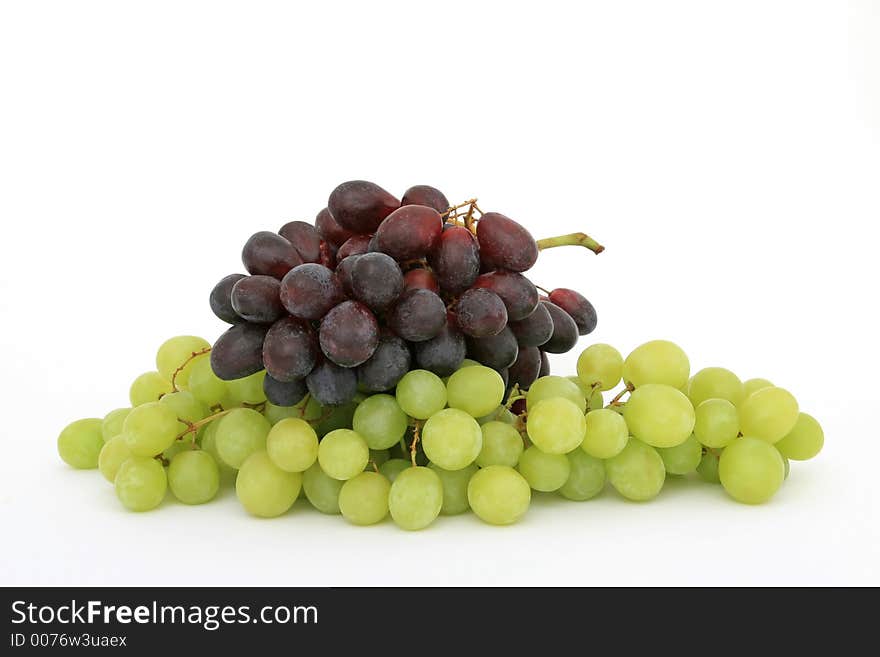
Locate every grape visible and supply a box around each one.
[526,375,586,412]
[539,351,551,377]
[315,207,354,247]
[159,390,208,435]
[623,340,690,390]
[230,275,285,324]
[123,402,179,457]
[242,231,302,279]
[548,288,597,336]
[314,400,357,437]
[236,451,302,517]
[468,465,531,525]
[478,406,517,426]
[471,271,538,321]
[527,397,586,454]
[262,375,307,407]
[279,220,322,264]
[401,184,449,213]
[477,421,524,467]
[476,212,539,272]
[319,301,379,367]
[428,226,480,294]
[775,413,824,460]
[518,446,571,492]
[266,418,319,472]
[98,435,132,483]
[422,408,483,470]
[200,421,236,478]
[738,386,799,443]
[101,408,131,442]
[559,450,605,501]
[388,289,447,342]
[168,450,220,504]
[413,322,466,376]
[605,439,665,501]
[302,462,343,514]
[317,429,369,480]
[509,303,553,348]
[380,458,411,483]
[430,463,478,515]
[215,408,271,468]
[57,418,104,469]
[508,346,542,389]
[567,377,604,411]
[335,253,360,296]
[388,466,443,530]
[328,180,400,233]
[351,253,404,311]
[623,384,695,448]
[693,399,739,448]
[306,359,358,406]
[210,323,269,381]
[453,288,508,337]
[115,456,167,511]
[582,408,629,459]
[352,394,409,450]
[375,205,443,260]
[339,471,391,525]
[446,365,505,418]
[357,331,411,392]
[719,437,785,504]
[541,301,579,354]
[129,371,173,406]
[336,234,373,261]
[403,268,440,293]
[263,401,303,425]
[697,450,721,483]
[188,356,228,408]
[279,263,344,321]
[156,335,211,387]
[657,434,702,475]
[225,370,267,406]
[466,326,519,370]
[210,273,247,324]
[262,316,318,381]
[688,367,744,407]
[742,378,774,401]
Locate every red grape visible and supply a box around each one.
[307,359,357,406]
[280,263,345,320]
[242,231,302,279]
[508,346,542,389]
[210,273,247,324]
[466,326,519,370]
[471,271,539,321]
[262,316,318,381]
[315,207,354,247]
[319,300,379,367]
[539,351,551,378]
[375,205,443,261]
[210,323,269,381]
[230,275,285,324]
[263,375,307,407]
[387,289,446,342]
[548,288,597,336]
[357,330,412,392]
[403,268,439,293]
[412,322,466,376]
[328,180,400,233]
[336,234,373,261]
[476,212,538,273]
[428,226,480,294]
[453,288,508,338]
[401,184,450,213]
[508,302,553,347]
[541,301,579,354]
[279,220,322,264]
[351,253,404,311]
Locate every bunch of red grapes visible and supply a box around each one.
[208,180,598,408]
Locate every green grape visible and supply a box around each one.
[266,418,319,472]
[57,418,104,469]
[581,408,629,459]
[738,386,799,443]
[235,450,301,517]
[168,450,220,504]
[379,458,411,483]
[576,344,623,391]
[568,377,605,411]
[693,398,739,448]
[718,436,784,504]
[657,434,702,474]
[352,394,409,449]
[526,376,586,412]
[159,390,208,435]
[517,446,571,492]
[98,434,132,483]
[199,419,235,477]
[115,456,167,511]
[369,449,390,467]
[302,462,343,514]
[156,336,211,388]
[317,429,369,480]
[457,358,481,369]
[688,367,744,407]
[187,356,228,408]
[446,365,505,418]
[742,378,774,402]
[623,384,695,448]
[421,408,482,470]
[101,408,131,442]
[775,413,824,460]
[122,402,179,457]
[214,408,271,468]
[477,406,517,425]
[476,421,524,467]
[315,400,357,437]
[338,471,391,525]
[697,449,721,483]
[605,439,665,501]
[225,370,268,406]
[468,465,531,525]
[526,397,586,454]
[622,340,690,390]
[680,377,692,396]
[162,439,191,461]
[559,450,605,501]
[286,395,324,424]
[429,463,478,515]
[388,466,443,530]
[395,370,447,419]
[263,402,301,425]
[129,371,173,407]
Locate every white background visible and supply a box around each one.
[1,0,878,586]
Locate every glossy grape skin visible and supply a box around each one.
[453,288,508,338]
[468,465,531,525]
[466,326,519,370]
[279,220,322,263]
[261,316,318,382]
[265,418,319,472]
[356,331,412,392]
[507,346,542,390]
[302,462,343,514]
[388,466,443,531]
[101,408,131,443]
[236,450,302,517]
[605,439,666,502]
[351,253,404,312]
[548,288,597,336]
[477,421,524,467]
[57,418,104,469]
[168,450,220,505]
[688,367,744,407]
[98,435,131,482]
[401,184,449,213]
[352,394,409,450]
[657,434,702,475]
[328,180,400,233]
[577,343,624,391]
[306,359,358,407]
[539,351,550,377]
[379,458,411,483]
[336,234,373,261]
[719,437,785,504]
[527,397,587,454]
[476,212,539,273]
[693,398,739,448]
[742,378,774,401]
[395,369,447,419]
[187,357,228,408]
[262,374,307,407]
[210,323,268,381]
[402,268,439,293]
[412,322,466,376]
[697,450,721,483]
[582,408,628,459]
[541,301,579,354]
[430,463,479,515]
[335,254,360,296]
[526,375,587,411]
[518,446,571,492]
[115,456,167,512]
[319,301,379,367]
[241,230,302,279]
[624,384,695,448]
[775,413,824,460]
[314,207,354,247]
[280,263,345,321]
[209,273,247,324]
[388,289,447,342]
[427,226,481,294]
[623,340,691,390]
[229,275,285,324]
[375,205,443,261]
[738,386,799,443]
[559,450,606,501]
[446,366,506,418]
[471,271,539,321]
[225,370,268,406]
[509,303,553,348]
[318,429,370,481]
[339,472,391,525]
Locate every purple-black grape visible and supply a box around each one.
[548,288,597,336]
[306,359,357,406]
[263,374,308,407]
[428,226,480,294]
[539,351,551,378]
[210,323,269,381]
[336,234,373,261]
[336,254,361,296]
[453,288,508,338]
[412,322,466,376]
[279,220,322,264]
[471,271,539,321]
[351,252,404,312]
[262,316,318,381]
[280,263,345,321]
[241,231,302,279]
[319,301,379,367]
[210,273,247,324]
[541,301,579,354]
[508,346,542,390]
[401,184,450,213]
[357,331,412,392]
[315,207,354,247]
[403,268,439,293]
[466,326,519,371]
[328,180,400,234]
[375,205,443,261]
[230,275,285,324]
[475,212,538,273]
[508,302,553,348]
[387,289,447,342]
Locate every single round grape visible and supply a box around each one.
[739,386,799,444]
[352,394,409,450]
[395,370,447,419]
[657,434,702,475]
[302,463,343,514]
[471,271,539,321]
[693,398,740,448]
[122,402,179,457]
[115,456,167,511]
[159,390,208,435]
[241,230,302,279]
[403,268,440,294]
[328,180,400,233]
[156,335,210,388]
[379,458,411,483]
[336,234,372,260]
[742,378,774,401]
[210,273,247,324]
[688,367,744,407]
[375,205,443,261]
[576,343,623,391]
[468,465,531,525]
[262,375,307,408]
[266,418,319,472]
[388,288,447,342]
[388,466,443,530]
[280,263,345,321]
[210,323,269,381]
[623,340,690,390]
[357,331,411,392]
[262,316,318,382]
[697,450,721,483]
[454,288,508,338]
[168,450,220,504]
[351,252,405,312]
[214,408,271,468]
[315,206,354,247]
[526,375,586,412]
[466,327,519,371]
[476,212,538,272]
[57,418,104,469]
[401,184,449,213]
[775,413,824,460]
[98,434,132,483]
[559,450,605,501]
[339,471,391,525]
[162,439,191,462]
[527,397,586,454]
[187,356,228,408]
[421,408,483,470]
[427,226,480,294]
[230,275,285,324]
[539,351,551,378]
[279,220,322,263]
[412,323,466,376]
[719,437,785,504]
[446,365,505,418]
[101,407,132,443]
[430,463,478,515]
[508,346,542,390]
[225,370,268,406]
[509,303,553,348]
[518,446,571,492]
[605,439,665,501]
[129,371,172,407]
[582,408,629,459]
[477,421,524,467]
[541,301,579,354]
[548,288,597,336]
[236,450,302,517]
[263,401,302,425]
[307,360,357,407]
[318,429,369,481]
[624,384,695,448]
[319,300,379,368]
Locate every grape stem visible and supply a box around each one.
[534,284,551,295]
[607,383,634,407]
[370,460,379,474]
[505,384,526,409]
[297,394,312,418]
[409,421,423,467]
[175,409,233,441]
[169,347,212,392]
[536,232,605,255]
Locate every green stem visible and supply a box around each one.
[537,232,604,255]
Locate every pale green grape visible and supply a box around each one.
[266,418,318,472]
[98,434,132,482]
[622,340,690,390]
[395,370,447,419]
[115,456,167,511]
[576,344,623,391]
[199,419,235,477]
[526,397,586,454]
[568,377,604,411]
[122,402,179,457]
[688,367,744,407]
[429,463,478,515]
[352,394,409,449]
[468,465,531,525]
[225,370,268,406]
[680,377,692,396]
[457,358,481,369]
[582,408,629,459]
[421,408,482,470]
[718,437,784,504]
[775,413,824,460]
[559,450,605,501]
[302,462,343,514]
[388,466,443,530]
[476,421,524,467]
[215,408,271,468]
[156,336,211,388]
[742,378,774,402]
[379,458,411,483]
[317,429,369,480]
[129,371,173,407]
[188,356,228,408]
[605,439,665,501]
[623,384,695,448]
[739,386,799,443]
[693,398,740,448]
[168,450,220,504]
[101,408,131,442]
[315,401,358,437]
[446,365,505,418]
[235,450,301,517]
[517,446,571,492]
[657,434,702,474]
[57,418,104,469]
[526,376,586,412]
[477,406,517,425]
[292,395,325,423]
[159,390,208,435]
[263,402,301,425]
[697,450,721,483]
[338,471,391,525]
[162,439,191,462]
